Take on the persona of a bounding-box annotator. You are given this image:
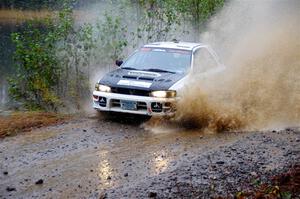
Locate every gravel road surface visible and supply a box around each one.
[0,115,299,198]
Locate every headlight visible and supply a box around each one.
[95,83,111,92]
[95,83,100,91]
[150,90,176,98]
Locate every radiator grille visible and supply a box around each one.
[111,87,150,97]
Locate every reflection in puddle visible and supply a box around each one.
[149,126,183,134]
[153,150,170,174]
[97,152,113,186]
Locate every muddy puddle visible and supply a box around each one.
[0,116,246,198]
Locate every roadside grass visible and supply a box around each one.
[0,9,54,24]
[0,9,91,24]
[0,111,70,138]
[232,164,300,199]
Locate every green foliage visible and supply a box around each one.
[9,6,93,110]
[8,0,225,111]
[9,19,61,110]
[0,0,76,10]
[136,0,224,40]
[251,178,262,187]
[281,191,292,199]
[57,18,94,109]
[177,0,224,24]
[137,0,182,42]
[95,13,128,63]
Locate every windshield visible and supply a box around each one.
[121,47,192,74]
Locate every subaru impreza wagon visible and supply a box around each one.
[92,41,224,116]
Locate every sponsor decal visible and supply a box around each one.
[169,49,190,54]
[152,49,166,52]
[117,80,152,88]
[140,47,151,51]
[153,103,160,108]
[128,71,160,77]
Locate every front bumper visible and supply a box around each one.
[92,91,177,116]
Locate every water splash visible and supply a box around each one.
[174,0,300,131]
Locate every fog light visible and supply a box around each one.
[151,102,163,112]
[99,97,107,107]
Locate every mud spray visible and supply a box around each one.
[148,0,300,132]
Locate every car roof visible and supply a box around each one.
[143,41,204,51]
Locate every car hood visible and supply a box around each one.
[99,68,186,91]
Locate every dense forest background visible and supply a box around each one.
[0,0,224,112]
[0,0,94,9]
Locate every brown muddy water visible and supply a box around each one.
[0,115,247,198]
[174,0,300,132]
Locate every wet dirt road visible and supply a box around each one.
[0,115,250,198]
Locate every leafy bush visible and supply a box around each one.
[8,0,225,111]
[9,7,93,111]
[9,19,61,110]
[94,13,129,64]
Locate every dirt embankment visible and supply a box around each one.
[0,111,69,138]
[0,9,99,24]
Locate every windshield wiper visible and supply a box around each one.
[121,67,138,70]
[144,68,176,74]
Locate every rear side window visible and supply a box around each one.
[193,48,218,73]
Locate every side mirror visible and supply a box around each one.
[115,60,123,67]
